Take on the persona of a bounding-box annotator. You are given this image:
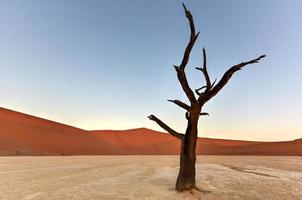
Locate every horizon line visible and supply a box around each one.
[0,106,300,143]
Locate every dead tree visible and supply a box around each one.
[148,3,265,192]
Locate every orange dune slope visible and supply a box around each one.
[0,107,301,156]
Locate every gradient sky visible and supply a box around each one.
[0,0,301,141]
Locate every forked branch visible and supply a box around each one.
[173,3,200,103]
[204,55,266,102]
[195,85,207,95]
[195,48,211,92]
[174,67,197,103]
[148,115,184,139]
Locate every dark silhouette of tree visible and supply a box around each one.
[148,3,265,192]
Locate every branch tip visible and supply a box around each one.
[148,114,183,139]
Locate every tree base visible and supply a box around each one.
[176,184,196,192]
[176,177,196,192]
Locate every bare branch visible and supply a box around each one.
[195,85,207,95]
[172,3,200,104]
[198,48,211,90]
[200,112,209,116]
[195,48,213,100]
[174,66,197,103]
[182,2,188,12]
[211,78,217,89]
[204,55,266,102]
[180,3,199,69]
[148,115,183,139]
[168,99,190,111]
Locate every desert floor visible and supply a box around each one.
[0,156,301,200]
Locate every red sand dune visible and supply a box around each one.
[0,107,301,156]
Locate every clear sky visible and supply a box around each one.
[0,0,301,141]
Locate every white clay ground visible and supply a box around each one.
[0,156,301,200]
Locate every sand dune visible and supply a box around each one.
[0,107,301,156]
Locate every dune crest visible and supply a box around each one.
[0,107,301,156]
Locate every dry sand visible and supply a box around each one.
[2,107,302,156]
[0,156,301,200]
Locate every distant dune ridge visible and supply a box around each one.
[0,107,301,156]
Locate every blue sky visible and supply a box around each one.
[0,0,301,141]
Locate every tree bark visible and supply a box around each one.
[176,114,199,191]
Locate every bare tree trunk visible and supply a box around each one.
[176,115,198,191]
[176,137,196,191]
